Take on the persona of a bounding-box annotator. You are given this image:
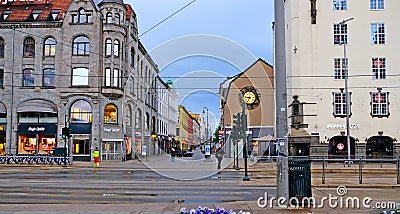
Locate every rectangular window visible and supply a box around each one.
[334,58,348,79]
[371,23,385,44]
[333,92,349,117]
[43,68,55,87]
[71,15,78,23]
[0,69,3,87]
[72,67,89,86]
[334,24,348,45]
[113,69,119,87]
[371,92,388,116]
[23,69,34,87]
[370,0,384,10]
[333,0,347,10]
[105,68,120,87]
[372,58,386,79]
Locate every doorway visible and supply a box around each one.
[102,141,122,160]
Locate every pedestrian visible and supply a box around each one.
[215,146,225,170]
[92,147,100,168]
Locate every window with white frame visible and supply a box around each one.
[106,12,112,24]
[115,13,120,25]
[370,0,384,10]
[334,24,348,45]
[333,91,351,117]
[372,58,386,79]
[333,0,347,10]
[105,68,120,87]
[371,23,385,44]
[105,39,112,56]
[113,40,120,57]
[43,37,56,57]
[371,91,388,117]
[334,58,348,79]
[72,67,89,86]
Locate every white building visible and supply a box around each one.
[285,0,400,158]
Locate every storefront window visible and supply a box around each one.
[72,138,90,155]
[70,100,92,123]
[18,135,37,154]
[104,104,117,124]
[39,136,55,154]
[0,125,5,156]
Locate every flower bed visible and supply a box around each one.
[179,206,251,214]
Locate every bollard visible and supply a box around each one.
[322,158,326,184]
[380,158,383,168]
[359,158,362,184]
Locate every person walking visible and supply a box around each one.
[215,145,225,170]
[92,147,100,168]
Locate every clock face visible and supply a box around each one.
[240,86,260,110]
[244,91,256,104]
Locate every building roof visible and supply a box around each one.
[0,0,74,22]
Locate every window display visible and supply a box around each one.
[18,135,56,154]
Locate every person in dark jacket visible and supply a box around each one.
[215,146,225,170]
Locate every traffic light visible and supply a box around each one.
[232,113,242,139]
[62,127,69,139]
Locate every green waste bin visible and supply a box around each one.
[289,158,312,203]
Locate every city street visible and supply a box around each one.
[0,151,399,214]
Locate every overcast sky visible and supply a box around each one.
[116,0,274,130]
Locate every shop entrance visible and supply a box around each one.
[102,141,122,160]
[328,135,356,159]
[366,136,394,159]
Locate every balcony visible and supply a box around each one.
[102,87,124,98]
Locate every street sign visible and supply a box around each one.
[205,144,211,156]
[142,145,147,156]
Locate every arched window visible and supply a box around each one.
[136,108,141,129]
[145,112,150,130]
[43,37,56,56]
[125,105,132,127]
[43,68,55,87]
[70,100,92,123]
[72,36,90,56]
[23,37,35,57]
[106,12,112,24]
[113,39,120,57]
[105,38,112,56]
[22,68,34,86]
[78,8,86,23]
[0,37,4,58]
[104,104,117,124]
[115,13,120,25]
[130,47,135,67]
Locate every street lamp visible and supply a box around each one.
[340,17,354,164]
[202,107,209,157]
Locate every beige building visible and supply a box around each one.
[285,0,400,158]
[220,59,275,157]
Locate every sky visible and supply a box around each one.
[123,0,275,131]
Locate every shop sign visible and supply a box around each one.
[337,143,345,150]
[327,123,360,130]
[18,124,57,134]
[28,127,46,132]
[103,127,120,133]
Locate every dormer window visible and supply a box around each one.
[1,11,12,21]
[27,10,42,21]
[47,10,60,21]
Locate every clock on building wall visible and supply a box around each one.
[240,86,260,110]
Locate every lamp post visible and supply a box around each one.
[202,107,209,158]
[340,17,354,164]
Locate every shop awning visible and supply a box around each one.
[102,139,123,142]
[17,99,57,113]
[0,103,5,114]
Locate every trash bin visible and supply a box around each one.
[289,158,312,204]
